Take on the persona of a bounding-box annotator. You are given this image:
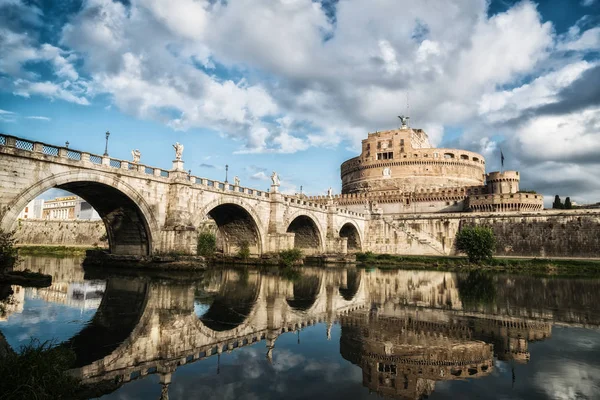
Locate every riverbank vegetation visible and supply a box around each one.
[0,230,18,272]
[355,252,600,276]
[16,245,91,257]
[454,226,495,263]
[197,232,217,257]
[0,340,81,400]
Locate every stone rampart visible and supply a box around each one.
[13,219,107,247]
[365,210,600,258]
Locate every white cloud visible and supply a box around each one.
[0,109,15,114]
[250,171,269,181]
[26,116,51,121]
[581,0,596,6]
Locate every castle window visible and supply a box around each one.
[473,157,479,162]
[444,153,454,159]
[400,139,404,145]
[400,146,405,153]
[433,153,438,158]
[460,154,469,160]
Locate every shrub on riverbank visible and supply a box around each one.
[279,249,303,267]
[0,230,18,272]
[0,339,81,400]
[454,226,495,264]
[237,241,251,260]
[197,232,217,257]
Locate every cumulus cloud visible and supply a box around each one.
[1,0,600,200]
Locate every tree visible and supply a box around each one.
[565,197,572,209]
[454,225,496,264]
[552,195,563,209]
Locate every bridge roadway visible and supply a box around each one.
[0,134,366,257]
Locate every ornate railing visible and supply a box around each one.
[0,133,278,201]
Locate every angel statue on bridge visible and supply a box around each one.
[271,171,280,186]
[131,149,141,164]
[173,142,184,160]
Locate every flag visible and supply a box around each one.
[501,150,505,168]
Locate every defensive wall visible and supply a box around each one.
[365,209,600,257]
[13,219,107,247]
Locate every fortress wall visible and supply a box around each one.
[366,210,600,258]
[13,219,107,247]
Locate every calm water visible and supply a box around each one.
[1,257,600,400]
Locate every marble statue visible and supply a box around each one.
[173,142,184,160]
[131,149,141,164]
[234,176,240,186]
[271,171,280,186]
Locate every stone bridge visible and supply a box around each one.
[0,134,366,256]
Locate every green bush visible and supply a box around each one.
[0,339,81,400]
[197,232,216,257]
[279,248,303,267]
[356,251,376,263]
[0,229,18,272]
[454,225,496,264]
[237,241,251,260]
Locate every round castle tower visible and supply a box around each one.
[340,122,486,194]
[486,171,519,194]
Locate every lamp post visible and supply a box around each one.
[225,164,229,183]
[65,141,69,149]
[103,131,110,156]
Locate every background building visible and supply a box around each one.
[19,195,101,221]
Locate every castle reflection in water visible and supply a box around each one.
[1,257,599,400]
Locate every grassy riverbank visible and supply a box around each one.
[16,245,96,257]
[356,252,600,276]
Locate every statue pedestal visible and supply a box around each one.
[270,184,279,194]
[172,159,184,171]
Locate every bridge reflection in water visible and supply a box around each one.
[2,258,600,399]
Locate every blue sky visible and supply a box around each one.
[1,0,599,202]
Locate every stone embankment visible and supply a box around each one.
[13,219,107,247]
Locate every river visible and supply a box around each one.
[1,256,599,399]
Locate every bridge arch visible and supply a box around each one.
[339,222,362,252]
[197,198,266,256]
[0,170,160,255]
[286,212,325,255]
